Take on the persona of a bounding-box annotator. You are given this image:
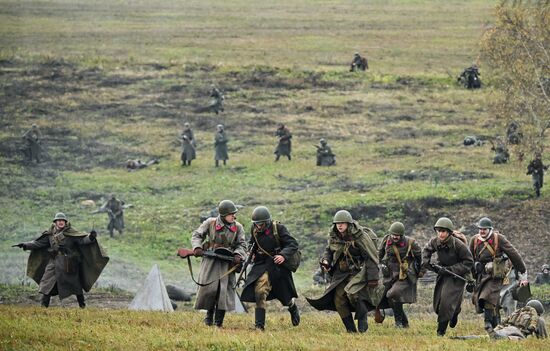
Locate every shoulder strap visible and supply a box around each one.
[391,244,403,266]
[271,221,281,247]
[251,226,273,258]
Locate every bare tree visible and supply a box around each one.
[480,0,550,159]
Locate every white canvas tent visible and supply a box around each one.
[129,264,174,312]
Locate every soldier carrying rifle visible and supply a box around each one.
[95,194,126,237]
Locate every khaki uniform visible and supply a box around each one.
[494,306,548,339]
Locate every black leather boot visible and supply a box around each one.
[255,308,266,331]
[484,308,495,337]
[40,294,51,308]
[214,309,226,327]
[449,313,459,328]
[357,316,368,333]
[341,315,357,333]
[288,302,300,326]
[437,320,448,336]
[76,294,86,308]
[204,309,214,326]
[393,303,404,328]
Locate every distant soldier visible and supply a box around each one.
[316,138,336,166]
[125,158,159,171]
[274,123,292,161]
[241,206,300,330]
[191,200,246,327]
[180,135,196,166]
[214,124,229,167]
[209,85,224,114]
[13,212,108,308]
[463,135,483,146]
[492,137,510,164]
[350,52,368,72]
[181,122,196,148]
[534,264,550,285]
[22,124,43,162]
[100,194,125,237]
[421,217,474,336]
[307,210,381,333]
[458,65,481,89]
[378,222,422,328]
[526,152,548,197]
[506,121,522,145]
[469,217,528,335]
[312,267,330,285]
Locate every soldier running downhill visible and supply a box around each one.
[240,206,300,330]
[469,217,528,336]
[421,217,474,336]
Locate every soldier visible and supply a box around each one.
[181,122,196,148]
[534,264,550,285]
[316,138,336,166]
[274,123,292,161]
[378,222,422,328]
[22,124,43,162]
[100,194,125,237]
[526,152,548,197]
[180,135,196,166]
[469,217,528,335]
[125,158,159,171]
[421,217,474,336]
[457,65,481,89]
[312,267,330,285]
[209,85,224,114]
[13,212,108,308]
[214,124,229,167]
[350,52,368,72]
[191,200,246,327]
[506,121,522,145]
[306,210,380,333]
[240,206,300,330]
[492,137,510,164]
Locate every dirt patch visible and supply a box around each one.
[376,145,423,157]
[382,168,493,182]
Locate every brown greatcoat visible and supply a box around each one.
[378,234,422,305]
[24,222,109,299]
[191,216,246,311]
[421,236,474,322]
[306,221,382,318]
[469,232,526,313]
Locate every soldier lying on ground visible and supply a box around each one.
[126,158,159,171]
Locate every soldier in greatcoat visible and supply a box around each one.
[526,152,548,197]
[214,124,229,167]
[13,212,109,308]
[209,85,224,114]
[469,217,528,335]
[100,194,125,237]
[241,206,300,330]
[180,135,196,166]
[421,217,474,336]
[22,124,43,162]
[377,221,422,328]
[191,200,246,327]
[306,210,381,333]
[274,123,292,161]
[181,122,196,148]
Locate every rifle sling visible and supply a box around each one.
[186,256,238,287]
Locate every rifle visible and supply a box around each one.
[177,248,234,262]
[235,242,256,288]
[432,264,467,282]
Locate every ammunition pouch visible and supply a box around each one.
[492,256,507,279]
[399,261,409,281]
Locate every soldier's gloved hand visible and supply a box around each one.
[431,264,441,274]
[89,230,97,241]
[233,254,242,265]
[320,259,330,272]
[12,243,26,250]
[367,280,379,288]
[193,248,203,257]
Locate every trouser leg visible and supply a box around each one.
[288,301,300,326]
[341,315,357,333]
[255,308,266,330]
[392,302,406,328]
[334,282,352,318]
[214,309,226,327]
[76,294,86,308]
[215,160,219,167]
[40,294,51,308]
[437,320,448,336]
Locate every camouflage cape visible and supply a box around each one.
[26,224,109,293]
[307,221,383,315]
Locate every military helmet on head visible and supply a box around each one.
[217,124,224,130]
[218,200,238,216]
[542,264,550,271]
[333,210,353,224]
[389,222,405,236]
[434,217,453,232]
[53,212,68,222]
[477,217,493,229]
[184,122,190,127]
[320,138,327,145]
[526,300,545,315]
[32,124,38,129]
[251,206,271,224]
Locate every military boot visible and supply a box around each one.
[288,302,300,326]
[214,309,226,327]
[341,315,357,333]
[401,311,409,328]
[393,303,404,328]
[76,294,86,309]
[40,294,51,308]
[204,309,214,326]
[483,309,495,337]
[357,316,368,333]
[449,313,459,328]
[255,308,266,331]
[436,320,448,336]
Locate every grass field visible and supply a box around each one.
[0,0,548,349]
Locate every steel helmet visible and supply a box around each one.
[333,210,353,224]
[218,200,238,216]
[433,217,453,232]
[251,206,271,224]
